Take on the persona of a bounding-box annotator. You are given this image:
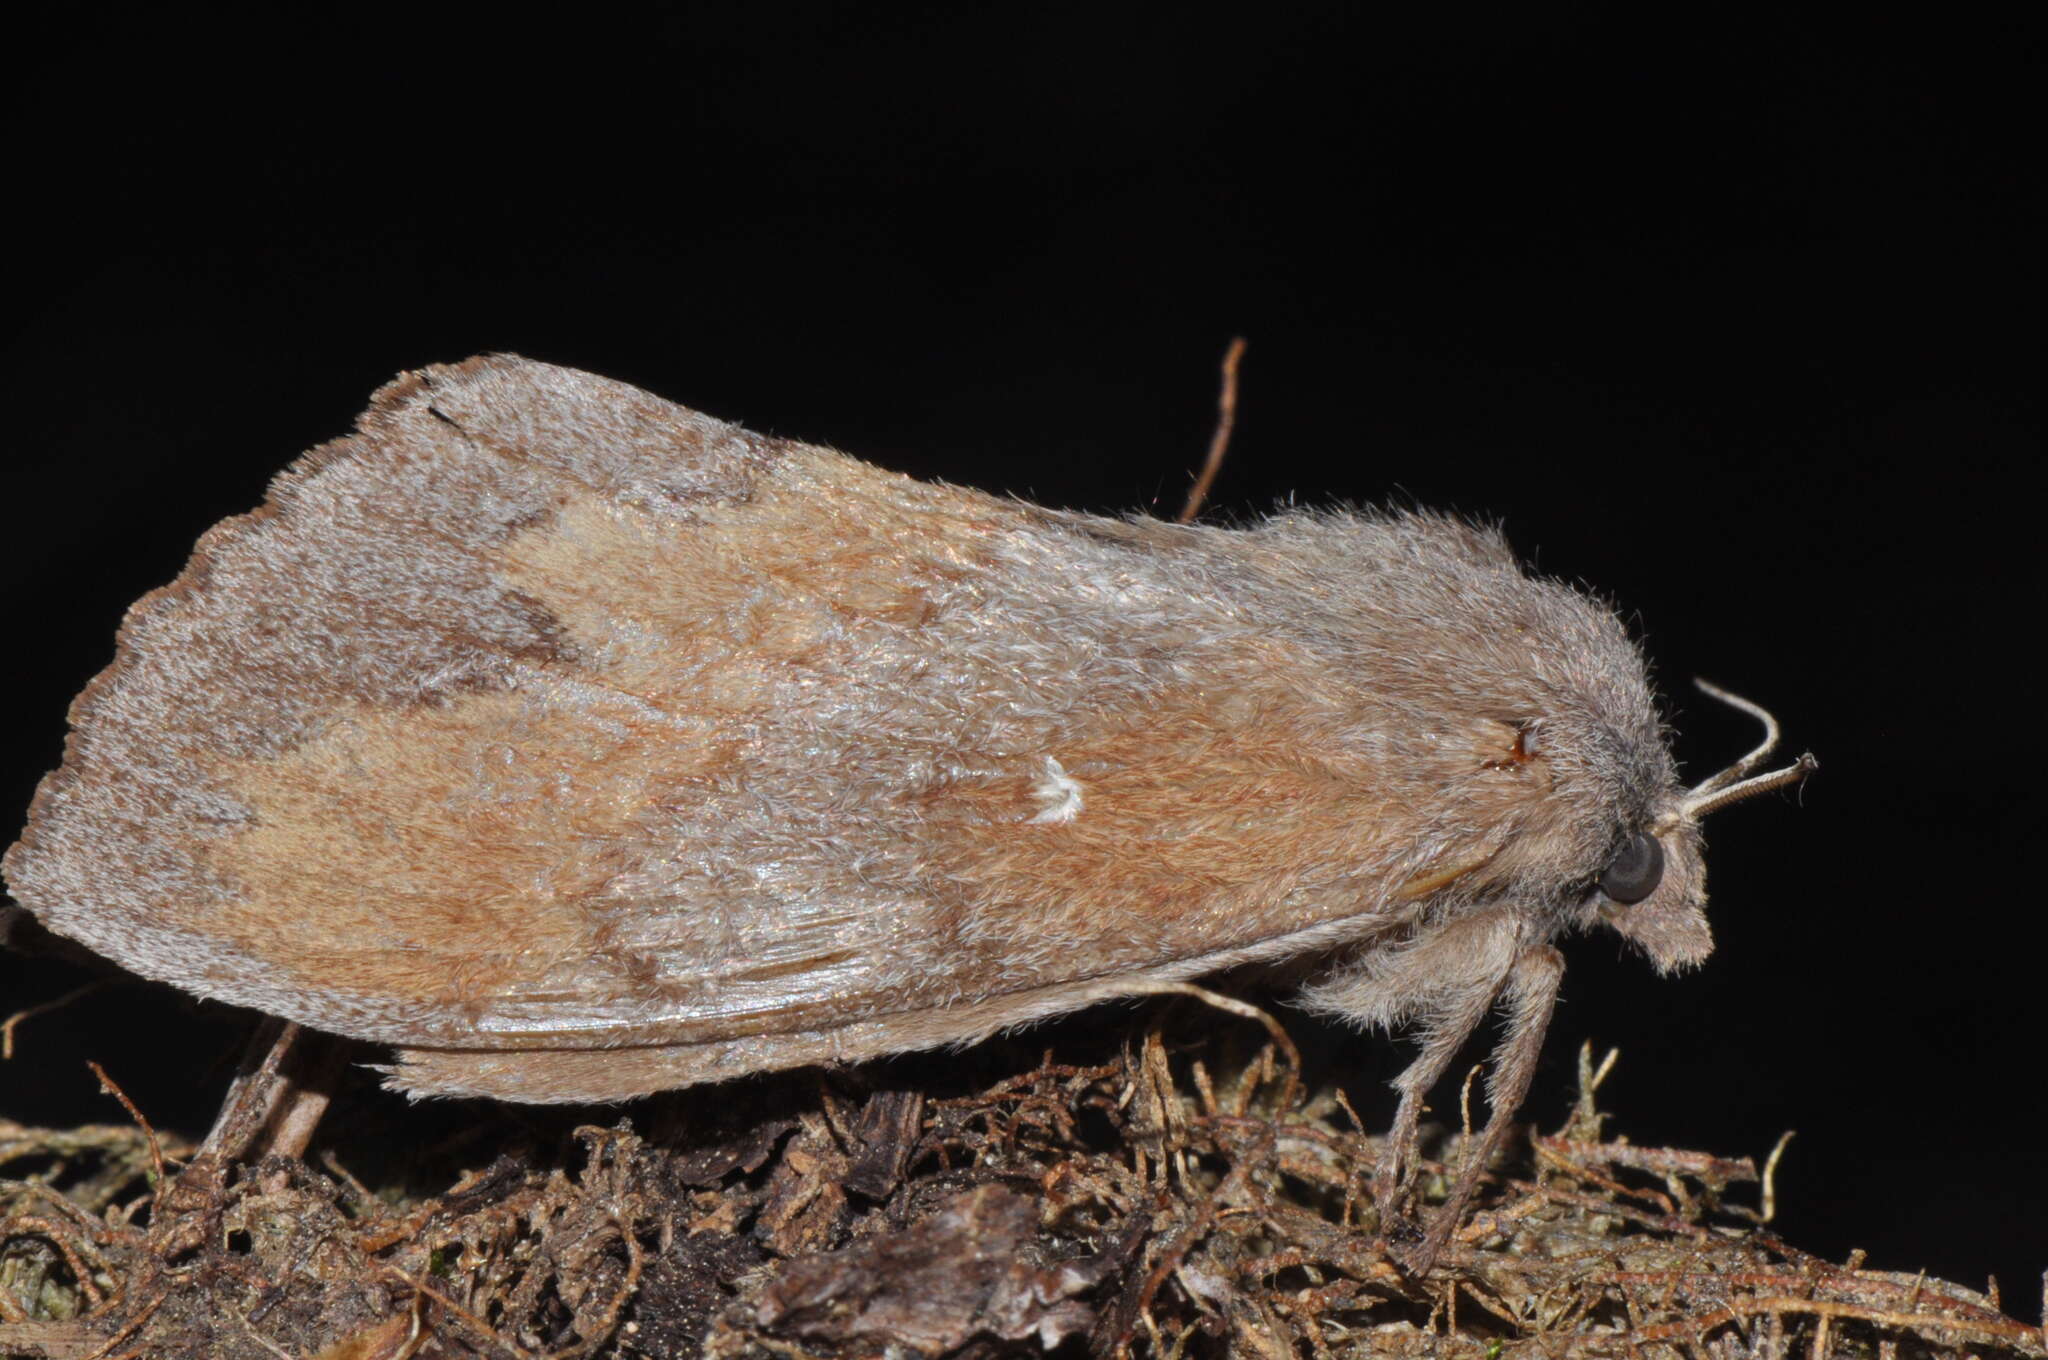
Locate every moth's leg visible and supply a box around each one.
[1372,973,1500,1210]
[1406,942,1565,1271]
[1300,911,1530,1219]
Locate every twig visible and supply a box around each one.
[1760,1129,1794,1223]
[1177,336,1247,523]
[78,1288,165,1360]
[85,1063,164,1217]
[1126,980,1301,1112]
[1623,1293,2044,1350]
[2,982,108,1060]
[378,1265,536,1360]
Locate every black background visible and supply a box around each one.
[4,10,2039,1305]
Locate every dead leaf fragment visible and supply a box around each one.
[757,1185,1095,1353]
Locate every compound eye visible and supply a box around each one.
[1599,832,1665,904]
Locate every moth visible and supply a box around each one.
[3,355,1808,1258]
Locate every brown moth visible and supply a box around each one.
[3,355,1808,1257]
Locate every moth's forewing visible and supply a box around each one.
[8,361,767,1036]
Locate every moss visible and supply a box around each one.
[2,998,2040,1360]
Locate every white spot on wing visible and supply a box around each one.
[1029,756,1084,824]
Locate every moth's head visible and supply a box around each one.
[1585,681,1815,973]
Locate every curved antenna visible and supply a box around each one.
[1683,679,1816,818]
[1688,679,1780,794]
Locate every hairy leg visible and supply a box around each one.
[1404,942,1565,1270]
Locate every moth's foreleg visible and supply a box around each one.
[1406,942,1565,1272]
[1299,910,1529,1224]
[1373,969,1499,1212]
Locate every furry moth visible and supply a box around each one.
[2,355,1810,1260]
